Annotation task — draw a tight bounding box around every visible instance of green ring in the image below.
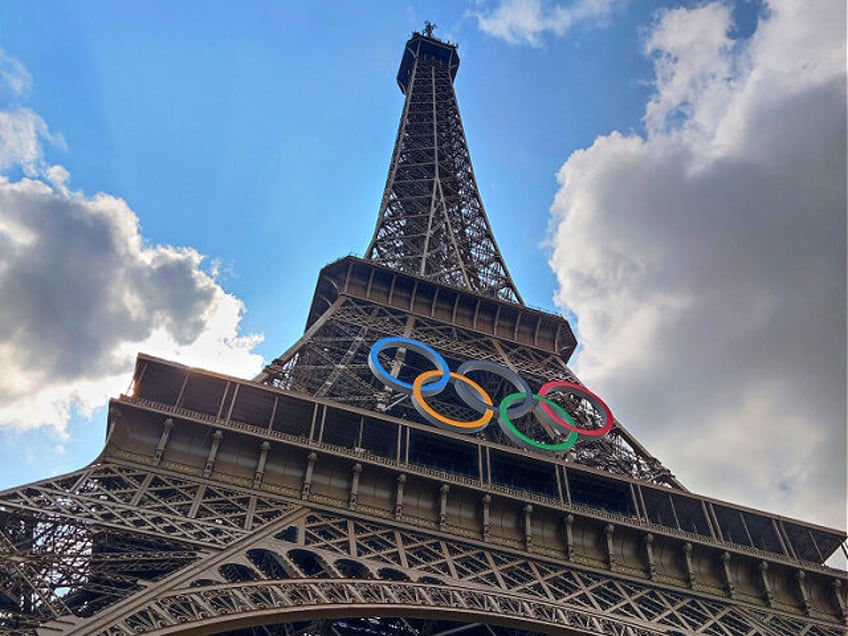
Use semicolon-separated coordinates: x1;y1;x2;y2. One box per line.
498;393;579;454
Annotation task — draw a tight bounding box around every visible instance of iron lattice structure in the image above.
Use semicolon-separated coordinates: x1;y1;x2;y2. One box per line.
0;29;846;636
257;257;678;486
366;34;521;303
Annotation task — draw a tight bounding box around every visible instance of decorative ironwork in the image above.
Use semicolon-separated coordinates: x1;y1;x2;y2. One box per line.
259;273;677;485
32;509;848;636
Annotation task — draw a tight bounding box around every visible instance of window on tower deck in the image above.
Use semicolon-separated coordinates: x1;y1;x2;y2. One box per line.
566;471;633;516
490;451;559;499
408;429;478;478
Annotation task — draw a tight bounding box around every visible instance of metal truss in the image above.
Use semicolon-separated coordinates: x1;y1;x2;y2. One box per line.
36;507;846;635
0;371;844;633
263;294;676;486
0;461;297;632
218;620;553;636
0;462;295;548
366;33;521;303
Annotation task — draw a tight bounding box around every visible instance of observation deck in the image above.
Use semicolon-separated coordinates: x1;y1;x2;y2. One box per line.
397;32;460;93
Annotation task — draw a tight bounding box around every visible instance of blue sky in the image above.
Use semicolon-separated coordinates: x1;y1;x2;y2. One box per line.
0;1;844;555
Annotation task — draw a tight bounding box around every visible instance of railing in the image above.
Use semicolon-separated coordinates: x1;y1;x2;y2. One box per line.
123;395;847;576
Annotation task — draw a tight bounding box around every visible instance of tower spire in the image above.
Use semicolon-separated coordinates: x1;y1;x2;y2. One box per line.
366;31;523;303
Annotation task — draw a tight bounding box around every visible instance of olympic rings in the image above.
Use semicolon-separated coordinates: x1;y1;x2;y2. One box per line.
368;337;614;456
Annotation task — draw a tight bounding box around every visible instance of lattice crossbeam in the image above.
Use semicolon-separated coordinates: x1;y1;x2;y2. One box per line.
263;295;676;485
40;508;846;635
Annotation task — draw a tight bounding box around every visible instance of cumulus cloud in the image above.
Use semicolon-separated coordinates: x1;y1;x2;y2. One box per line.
473;0;616;46
0;50;264;435
549;0;846;534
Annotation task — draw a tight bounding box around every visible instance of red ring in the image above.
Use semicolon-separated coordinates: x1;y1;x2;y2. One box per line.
536;381;614;437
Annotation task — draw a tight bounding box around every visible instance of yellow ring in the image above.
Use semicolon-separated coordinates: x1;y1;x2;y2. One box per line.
412;370;494;430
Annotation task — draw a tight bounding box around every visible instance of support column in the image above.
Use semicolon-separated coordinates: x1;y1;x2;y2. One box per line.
349;463;362;510
153;418;175;466
604;524;616;571
301;452;317;500
253;441;270;488
682;542;696;589
720;552;736;598
438;484;449;531
564;514;575;561
832;579;847;624
795;570;811;616
394;474;406;520
481;494;491;541
758;561;774;607
523;505;534;552
644;534;656;580
203;430;223;477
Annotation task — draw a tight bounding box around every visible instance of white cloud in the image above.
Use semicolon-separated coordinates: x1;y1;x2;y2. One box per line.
0;51;264;436
0;49;31;98
549;0;846;536
0;49;65;175
643;3;738;140
473;0;616;46
0;108;62;174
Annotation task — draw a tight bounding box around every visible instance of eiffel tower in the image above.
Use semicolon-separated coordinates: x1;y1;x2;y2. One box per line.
1;28;845;636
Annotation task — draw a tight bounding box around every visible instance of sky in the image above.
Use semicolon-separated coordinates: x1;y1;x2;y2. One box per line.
0;1;845;561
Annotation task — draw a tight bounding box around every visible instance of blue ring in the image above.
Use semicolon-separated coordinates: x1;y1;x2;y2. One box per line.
368;337;451;396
